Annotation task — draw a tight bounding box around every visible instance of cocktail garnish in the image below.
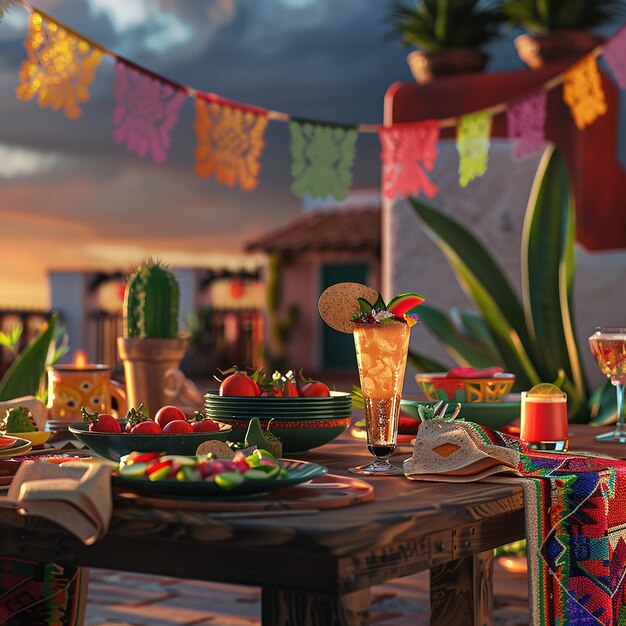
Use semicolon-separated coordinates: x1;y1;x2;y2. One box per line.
319;282;425;332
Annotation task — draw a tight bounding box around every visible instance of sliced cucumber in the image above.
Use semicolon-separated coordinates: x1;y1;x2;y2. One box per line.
215;471;245;490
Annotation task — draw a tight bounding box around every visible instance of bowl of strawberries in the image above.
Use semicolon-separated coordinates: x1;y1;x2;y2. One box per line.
68;405;232;462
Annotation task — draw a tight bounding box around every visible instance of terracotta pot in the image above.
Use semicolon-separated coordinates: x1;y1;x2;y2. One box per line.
117;337;188;416
514;30;603;70
407;48;489;84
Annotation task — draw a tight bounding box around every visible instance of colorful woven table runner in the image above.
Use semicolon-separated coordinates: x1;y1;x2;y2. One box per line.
0;558;87;625
470;423;626;625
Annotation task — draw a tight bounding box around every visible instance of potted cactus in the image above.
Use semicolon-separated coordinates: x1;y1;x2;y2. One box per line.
117;259;187;415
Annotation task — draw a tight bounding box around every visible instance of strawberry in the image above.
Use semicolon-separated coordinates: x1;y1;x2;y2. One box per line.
81;407;122;433
125;404;150;432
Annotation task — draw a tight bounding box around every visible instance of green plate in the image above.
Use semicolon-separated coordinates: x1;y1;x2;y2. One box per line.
400;399;520;429
111;459;327;498
205;408;352;419
205;391;351;404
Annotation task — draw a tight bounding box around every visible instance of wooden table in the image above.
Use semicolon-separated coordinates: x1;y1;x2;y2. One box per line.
0;424;621;626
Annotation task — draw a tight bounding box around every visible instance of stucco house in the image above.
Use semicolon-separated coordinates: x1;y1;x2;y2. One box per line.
246;199;380;385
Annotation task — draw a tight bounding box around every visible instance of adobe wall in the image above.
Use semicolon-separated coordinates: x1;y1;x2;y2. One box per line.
384;142;626;393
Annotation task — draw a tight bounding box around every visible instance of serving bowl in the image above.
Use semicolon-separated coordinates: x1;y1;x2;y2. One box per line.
215;416;351;454
415;372;516;403
68;422;232;462
400;399;520;430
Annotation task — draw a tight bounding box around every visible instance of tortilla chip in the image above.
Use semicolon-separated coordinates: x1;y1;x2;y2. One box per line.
196;440;235;459
318;282;379;334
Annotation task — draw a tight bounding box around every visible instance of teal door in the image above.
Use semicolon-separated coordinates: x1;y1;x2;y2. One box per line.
321;263;369;369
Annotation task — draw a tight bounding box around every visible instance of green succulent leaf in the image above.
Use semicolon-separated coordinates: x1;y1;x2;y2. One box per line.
0;313;57;402
0;325;22;356
521;146;588;409
449;307;503;366
418;303;502;370
407;348;450;373
409;198;539;390
588;380;618;426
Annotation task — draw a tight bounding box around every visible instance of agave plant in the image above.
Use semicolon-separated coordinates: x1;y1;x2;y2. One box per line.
0;313;67;402
503;0;625;34
408;146;612;424
389;0;505;52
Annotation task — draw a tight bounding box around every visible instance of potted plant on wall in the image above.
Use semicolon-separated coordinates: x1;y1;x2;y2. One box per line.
389;0;506;84
504;0;624;68
117;259;188;416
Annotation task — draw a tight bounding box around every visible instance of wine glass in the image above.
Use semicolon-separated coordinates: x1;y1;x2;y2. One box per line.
350;322;411;475
589;327;626;443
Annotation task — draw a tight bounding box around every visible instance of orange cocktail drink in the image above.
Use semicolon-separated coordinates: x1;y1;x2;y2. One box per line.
352;322;411;474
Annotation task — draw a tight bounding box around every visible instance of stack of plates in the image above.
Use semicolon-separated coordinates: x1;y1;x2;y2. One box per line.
204;391;353;453
0;435;32;458
46;420;74;433
205;390;352;420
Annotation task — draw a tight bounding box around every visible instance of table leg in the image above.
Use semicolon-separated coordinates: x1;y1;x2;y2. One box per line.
262;586;370;626
430;549;494;626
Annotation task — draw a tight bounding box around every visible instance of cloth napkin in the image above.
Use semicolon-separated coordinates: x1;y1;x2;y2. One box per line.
403;419;626;625
4;461;113;545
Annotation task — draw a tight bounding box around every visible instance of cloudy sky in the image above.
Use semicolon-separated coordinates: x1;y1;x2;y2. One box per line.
0;0;621;308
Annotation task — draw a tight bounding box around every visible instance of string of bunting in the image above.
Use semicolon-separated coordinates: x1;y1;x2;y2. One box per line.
3;0;626;201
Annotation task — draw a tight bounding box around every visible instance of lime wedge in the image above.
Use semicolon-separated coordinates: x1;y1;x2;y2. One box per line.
215;471;245;490
527;383;564;397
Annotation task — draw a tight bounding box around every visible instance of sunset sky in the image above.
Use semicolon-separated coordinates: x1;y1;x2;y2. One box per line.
0;0;622;308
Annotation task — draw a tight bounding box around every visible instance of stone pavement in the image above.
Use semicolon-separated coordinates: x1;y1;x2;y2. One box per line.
84;560;529;626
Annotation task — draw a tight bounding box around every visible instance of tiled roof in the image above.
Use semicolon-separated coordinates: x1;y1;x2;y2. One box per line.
245;207;380;254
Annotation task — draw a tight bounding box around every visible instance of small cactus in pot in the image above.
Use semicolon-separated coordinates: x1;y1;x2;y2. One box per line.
124;259;180;339
118;259;189;415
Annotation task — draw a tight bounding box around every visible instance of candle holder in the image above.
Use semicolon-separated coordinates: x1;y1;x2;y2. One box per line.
47;363;126;428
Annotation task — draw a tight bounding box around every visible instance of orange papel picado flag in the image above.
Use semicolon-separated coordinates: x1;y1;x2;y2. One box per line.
16;12;102;120
194;96;268;191
563;55;607;130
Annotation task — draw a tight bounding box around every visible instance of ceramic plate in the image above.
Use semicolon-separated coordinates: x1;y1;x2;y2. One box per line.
400;398;520;429
0;436;17;451
0;436;33;458
205;391;351;404
111;459;328;498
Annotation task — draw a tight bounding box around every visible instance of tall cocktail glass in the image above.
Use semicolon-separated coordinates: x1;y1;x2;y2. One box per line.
351;322;411;475
589;327;626;443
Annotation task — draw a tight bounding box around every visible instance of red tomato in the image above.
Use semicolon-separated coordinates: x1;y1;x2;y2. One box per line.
88;413;121;433
130;420;162;434
192;419;221;433
155;405;187;429
283;381;299;397
219;372;260;397
300;381;331;397
162;420;194;434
